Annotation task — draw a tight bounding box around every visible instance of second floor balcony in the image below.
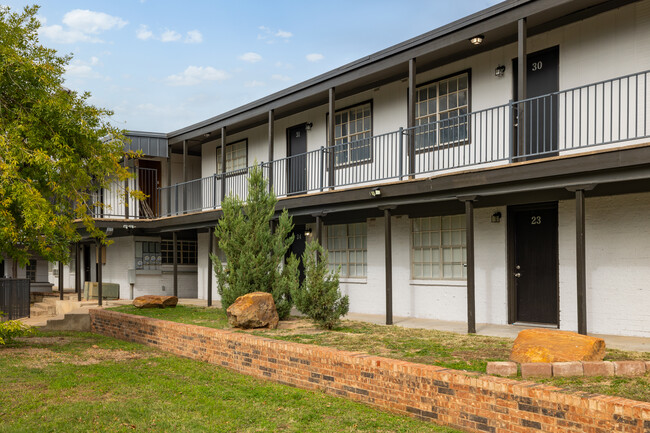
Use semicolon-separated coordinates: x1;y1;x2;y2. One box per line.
93;70;650;220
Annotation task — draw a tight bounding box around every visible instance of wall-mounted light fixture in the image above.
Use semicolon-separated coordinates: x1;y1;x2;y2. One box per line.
105;227;114;236
203;132;211;138
491;211;502;223
305;227;313;236
370;187;381;197
305;122;313;131
469;35;484;45
122;224;136;230
494;65;506;78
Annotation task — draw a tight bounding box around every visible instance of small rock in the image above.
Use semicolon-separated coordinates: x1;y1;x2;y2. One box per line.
486;361;517;377
552;361;583;377
133;295;178;309
227;292;279;329
613;361;646;376
510;329;605;363
521;362;552;378
582;361;614;377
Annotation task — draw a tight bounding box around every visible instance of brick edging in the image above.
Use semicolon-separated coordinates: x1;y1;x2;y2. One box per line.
487;360;650;378
90;309;650;433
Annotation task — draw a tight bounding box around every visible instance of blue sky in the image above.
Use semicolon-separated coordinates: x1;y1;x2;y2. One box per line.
4;1;500;132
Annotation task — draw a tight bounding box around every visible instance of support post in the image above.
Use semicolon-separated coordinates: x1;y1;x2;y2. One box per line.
58;260;64;300
75;242;81;302
459;196;477;334
96;240;103;306
328;87;336;190
182;140;187;214
167;145;172;216
576;189;587;335
517;18;527;156
408;58;416;178
381;207;395;325
207;227;213;307
124;160;129;219
221;127;227;200
172;231;178;297
268;110;274;193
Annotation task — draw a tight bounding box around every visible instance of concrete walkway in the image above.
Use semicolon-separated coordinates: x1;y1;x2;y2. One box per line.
19;298;650;352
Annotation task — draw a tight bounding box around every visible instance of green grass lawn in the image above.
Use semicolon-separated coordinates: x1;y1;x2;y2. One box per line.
0;332;462;433
108;305;650;402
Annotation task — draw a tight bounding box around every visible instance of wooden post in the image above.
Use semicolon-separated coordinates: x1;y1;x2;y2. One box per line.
182;140;187;214
207;227;213;307
328;87;335;190
75;242;81;302
220;127;227;200
576;189;587;335
517;18;527;155
465;199;476;334
382;207;394;325
96;240;103;306
167;145;172;215
173;231;178;297
268;110;274;193
58;260;64;300
408;58;416;178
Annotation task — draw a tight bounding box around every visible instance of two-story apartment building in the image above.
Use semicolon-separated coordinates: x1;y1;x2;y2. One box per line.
56;0;650;337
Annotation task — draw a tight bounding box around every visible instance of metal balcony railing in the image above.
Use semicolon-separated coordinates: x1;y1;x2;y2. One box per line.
102;70;650;218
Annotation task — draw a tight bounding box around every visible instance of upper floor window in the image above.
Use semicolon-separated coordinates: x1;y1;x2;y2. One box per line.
415;72;469;150
334;102;372;166
326;222;367;277
411;215;466;280
216;139;247;173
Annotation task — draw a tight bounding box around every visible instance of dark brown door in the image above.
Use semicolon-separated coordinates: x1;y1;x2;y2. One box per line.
286;225;307;286
513;46;559;159
287;124;307;195
509;203;558;325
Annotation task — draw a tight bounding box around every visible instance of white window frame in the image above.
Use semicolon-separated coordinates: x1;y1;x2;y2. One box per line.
411;215;467;280
326;222;367;278
332;102;372;167
414;71;470;151
216;139;248;173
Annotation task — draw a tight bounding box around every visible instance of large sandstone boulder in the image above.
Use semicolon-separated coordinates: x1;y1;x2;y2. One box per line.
510;328;605;363
227;292;279;329
133;295;178;309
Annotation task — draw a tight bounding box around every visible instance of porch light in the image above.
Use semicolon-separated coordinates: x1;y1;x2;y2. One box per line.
370;187;381;197
469;35;484;45
491;211;502;223
305;122;313;131
305;228;313;236
494;65;506;78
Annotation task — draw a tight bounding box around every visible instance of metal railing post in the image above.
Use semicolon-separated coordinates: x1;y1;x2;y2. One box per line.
213;174;217;209
398;127;404;180
508;99;515;163
319;146;325;192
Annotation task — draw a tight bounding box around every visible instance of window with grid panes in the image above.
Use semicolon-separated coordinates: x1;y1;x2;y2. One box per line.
415;72;469;150
326;223;367;277
411;215;467;280
216;139;247;173
161;240;197;265
334;103;372;166
26;259;37;282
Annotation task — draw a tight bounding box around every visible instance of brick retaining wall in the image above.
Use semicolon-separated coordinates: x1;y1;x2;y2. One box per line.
90;309;650;433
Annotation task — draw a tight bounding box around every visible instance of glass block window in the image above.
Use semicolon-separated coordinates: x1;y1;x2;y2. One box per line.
415;72;469;150
26;259;37;282
411;215;466;280
161;240;198;265
334;103;372;166
326;223;367;277
135;241;161;270
216;139;247;173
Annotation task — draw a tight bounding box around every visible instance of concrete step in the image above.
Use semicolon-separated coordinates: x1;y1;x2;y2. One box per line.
41;294;79;304
30;303;56;317
41;308;91;332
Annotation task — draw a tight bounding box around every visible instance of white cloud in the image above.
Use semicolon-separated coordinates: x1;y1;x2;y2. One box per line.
271;74;290;82
245;80;265;88
39;9;126;44
161;29;181;42
239;52;262;63
257;26;292;44
136;24;153;40
62;9;127;34
64;57;101;78
306;53;324;62
275;29;292;38
185;30;202;44
274;61;293;69
165;66;229;86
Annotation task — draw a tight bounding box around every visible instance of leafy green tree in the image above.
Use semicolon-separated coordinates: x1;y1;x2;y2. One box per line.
211;164;299;319
0;5;132;270
292;240;349;329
